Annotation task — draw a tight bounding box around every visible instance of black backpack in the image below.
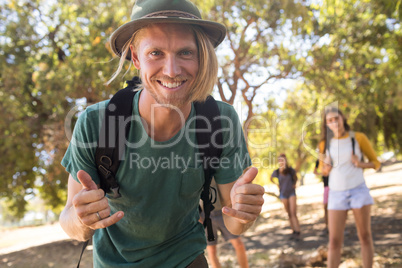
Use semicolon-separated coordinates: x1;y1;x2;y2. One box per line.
77;76;222;267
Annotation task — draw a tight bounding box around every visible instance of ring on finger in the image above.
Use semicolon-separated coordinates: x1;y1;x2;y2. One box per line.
96;212;102;221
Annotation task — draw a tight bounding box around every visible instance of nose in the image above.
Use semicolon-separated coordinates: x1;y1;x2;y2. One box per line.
163;55;181;77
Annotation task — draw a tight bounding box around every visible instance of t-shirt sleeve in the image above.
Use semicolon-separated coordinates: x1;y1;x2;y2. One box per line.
61;102;107;184
355;132;381;170
271;169;278;179
318;140;326;172
213;102;251;185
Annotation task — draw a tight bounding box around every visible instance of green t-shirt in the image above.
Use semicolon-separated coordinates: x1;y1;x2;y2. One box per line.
61;90;251;267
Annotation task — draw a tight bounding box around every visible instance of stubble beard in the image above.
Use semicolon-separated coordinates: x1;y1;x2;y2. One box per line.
146;78;194;110
149;90;191;110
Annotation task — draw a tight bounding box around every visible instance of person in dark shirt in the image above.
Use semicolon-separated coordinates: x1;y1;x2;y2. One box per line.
270;153;301;240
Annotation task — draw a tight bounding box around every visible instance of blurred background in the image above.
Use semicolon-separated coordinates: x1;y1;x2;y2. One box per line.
0;0;401;267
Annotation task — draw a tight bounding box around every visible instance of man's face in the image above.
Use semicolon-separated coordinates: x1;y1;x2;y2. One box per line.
131;23;199;109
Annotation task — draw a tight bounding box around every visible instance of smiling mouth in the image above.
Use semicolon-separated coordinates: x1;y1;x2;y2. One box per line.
158;80;187;89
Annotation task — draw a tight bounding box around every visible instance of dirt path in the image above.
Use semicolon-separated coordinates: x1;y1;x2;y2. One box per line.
220;163;402;267
1;163;401;268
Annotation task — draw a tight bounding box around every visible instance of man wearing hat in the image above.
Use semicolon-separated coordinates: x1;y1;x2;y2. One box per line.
59;0;264;267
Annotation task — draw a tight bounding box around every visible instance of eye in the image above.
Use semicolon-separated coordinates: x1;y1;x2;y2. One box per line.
150;50;162;56
180;50;193;56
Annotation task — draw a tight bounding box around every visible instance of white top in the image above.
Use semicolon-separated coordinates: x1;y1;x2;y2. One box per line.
327;136;365;191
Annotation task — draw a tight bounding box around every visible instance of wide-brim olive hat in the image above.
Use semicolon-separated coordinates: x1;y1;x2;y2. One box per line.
110;0;227;61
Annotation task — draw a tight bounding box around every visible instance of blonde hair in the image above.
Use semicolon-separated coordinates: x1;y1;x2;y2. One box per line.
106;24;219;102
106;32;139;86
188;25;218;102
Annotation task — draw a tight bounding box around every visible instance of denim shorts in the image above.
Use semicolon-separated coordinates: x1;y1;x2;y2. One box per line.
328;182;374;210
280;189;296;200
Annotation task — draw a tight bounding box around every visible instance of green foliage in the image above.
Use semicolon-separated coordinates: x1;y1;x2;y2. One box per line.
1;0;401;217
0;0;132;217
247;0;402;184
301;0;402;153
194;0;314;130
247;84;322;185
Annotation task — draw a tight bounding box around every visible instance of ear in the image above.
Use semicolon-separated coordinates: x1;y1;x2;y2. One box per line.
130;44;140;69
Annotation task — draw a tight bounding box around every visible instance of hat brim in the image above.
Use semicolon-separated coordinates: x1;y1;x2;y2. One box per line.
110;17;226;61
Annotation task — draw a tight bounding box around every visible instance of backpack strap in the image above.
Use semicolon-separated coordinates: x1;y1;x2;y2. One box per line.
76;240;89;268
194;96;223;242
349;131;356;155
79;76;140;268
95;76;141;198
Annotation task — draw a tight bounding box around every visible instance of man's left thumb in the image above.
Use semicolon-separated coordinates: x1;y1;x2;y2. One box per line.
234;166;258;187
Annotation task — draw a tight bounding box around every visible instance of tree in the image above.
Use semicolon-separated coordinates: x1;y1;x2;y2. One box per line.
247;0;402;184
0;0;132;217
0;0;316;215
301;0;402;153
194;0;314;139
247;85;322;186
2;0;401;217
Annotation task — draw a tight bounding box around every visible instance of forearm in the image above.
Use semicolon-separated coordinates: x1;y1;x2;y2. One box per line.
59;205;95;241
358;161;375;169
321;163;332;176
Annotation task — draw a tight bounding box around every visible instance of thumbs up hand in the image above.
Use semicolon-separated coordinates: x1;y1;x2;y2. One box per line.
77;169;98;191
72;170;124;230
222;167;265;224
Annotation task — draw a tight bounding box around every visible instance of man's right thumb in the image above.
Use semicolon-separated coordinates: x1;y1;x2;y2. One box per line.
77;170;97;190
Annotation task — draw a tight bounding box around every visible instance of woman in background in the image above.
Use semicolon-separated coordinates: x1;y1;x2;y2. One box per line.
319;107;380;268
271;153;301;240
